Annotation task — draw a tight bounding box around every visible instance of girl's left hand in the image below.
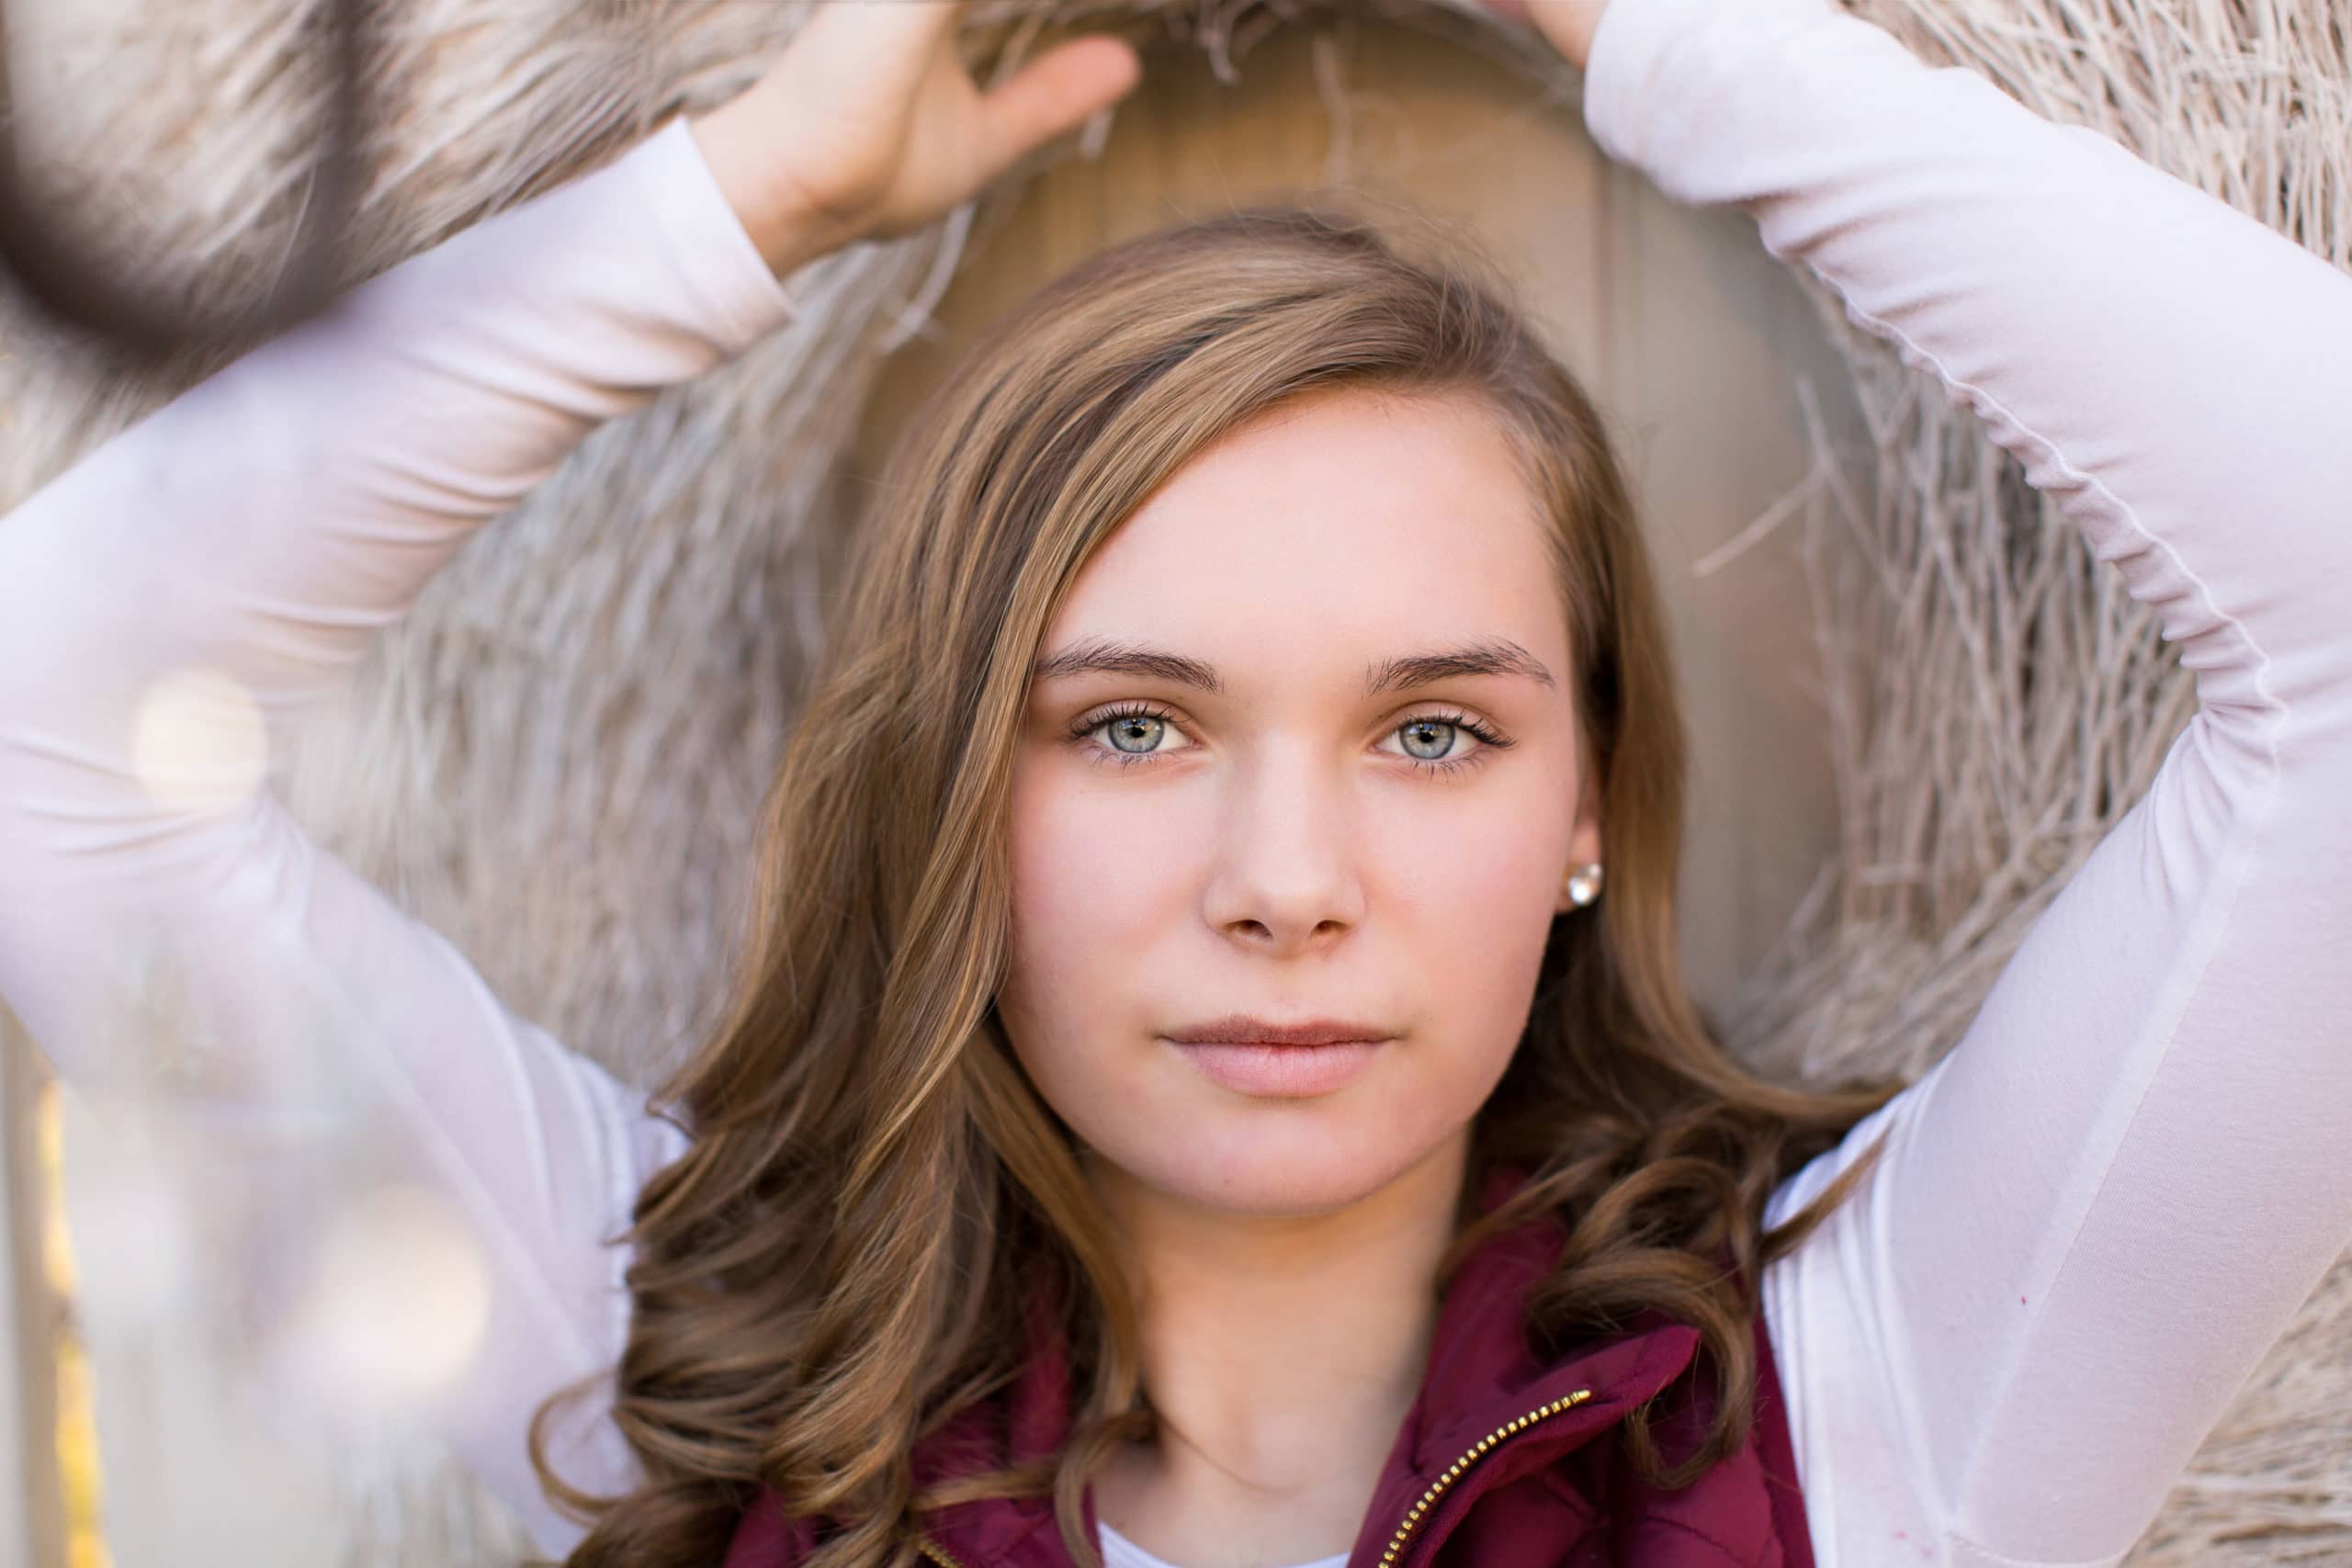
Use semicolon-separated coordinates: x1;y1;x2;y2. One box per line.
1465;0;1612;71
693;1;1145;277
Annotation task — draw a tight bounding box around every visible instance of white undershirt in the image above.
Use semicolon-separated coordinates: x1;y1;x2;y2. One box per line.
5;2;2348;1566
1098;1519;1345;1568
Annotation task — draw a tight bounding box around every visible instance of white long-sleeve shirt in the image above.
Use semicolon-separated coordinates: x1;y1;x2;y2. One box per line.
3;0;2347;1563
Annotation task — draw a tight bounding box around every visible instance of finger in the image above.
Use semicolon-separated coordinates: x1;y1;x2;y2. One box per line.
971;36;1144;178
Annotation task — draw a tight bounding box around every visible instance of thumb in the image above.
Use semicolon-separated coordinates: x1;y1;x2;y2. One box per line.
974;36;1144;175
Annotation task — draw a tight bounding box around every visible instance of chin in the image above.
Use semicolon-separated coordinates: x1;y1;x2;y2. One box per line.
1091;1120;1433;1219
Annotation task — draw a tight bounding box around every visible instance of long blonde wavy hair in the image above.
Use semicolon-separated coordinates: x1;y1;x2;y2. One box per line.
526;197;1903;1568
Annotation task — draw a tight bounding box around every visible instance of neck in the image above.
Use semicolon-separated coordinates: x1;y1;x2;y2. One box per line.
1083;1133;1470;1558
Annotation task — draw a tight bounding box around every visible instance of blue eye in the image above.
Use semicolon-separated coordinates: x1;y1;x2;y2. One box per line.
1083;705;1182;766
1068;703;1514;777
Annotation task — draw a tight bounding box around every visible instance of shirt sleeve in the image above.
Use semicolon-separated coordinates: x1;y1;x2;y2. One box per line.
0;113;797;1558
1576;3;2352;1565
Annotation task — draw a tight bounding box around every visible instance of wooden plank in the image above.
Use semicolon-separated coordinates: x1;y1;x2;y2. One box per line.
55;1090;345;1568
1601;169;1874;1020
1;1029;65;1568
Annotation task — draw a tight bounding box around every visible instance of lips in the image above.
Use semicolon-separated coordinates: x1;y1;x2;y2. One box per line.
1161;1013;1396;1046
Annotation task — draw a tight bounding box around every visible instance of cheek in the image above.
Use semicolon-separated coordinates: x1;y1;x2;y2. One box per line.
1005;762;1158;985
1390;827;1561;1089
1388;758;1579;964
996;756;1173;1109
1322;772;1571;1145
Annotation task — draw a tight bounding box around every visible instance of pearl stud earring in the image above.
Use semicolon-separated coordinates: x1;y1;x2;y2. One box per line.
1563;862;1604;907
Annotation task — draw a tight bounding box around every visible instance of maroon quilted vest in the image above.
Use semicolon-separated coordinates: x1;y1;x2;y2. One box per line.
723;1163;1814;1566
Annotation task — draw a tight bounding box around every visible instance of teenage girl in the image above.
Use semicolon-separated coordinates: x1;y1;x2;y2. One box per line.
2;1;2346;1566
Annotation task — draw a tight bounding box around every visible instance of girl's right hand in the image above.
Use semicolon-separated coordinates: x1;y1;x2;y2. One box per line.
691;1;1144;279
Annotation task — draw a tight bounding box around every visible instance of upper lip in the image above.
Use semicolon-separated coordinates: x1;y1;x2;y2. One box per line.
1163;1014;1396;1046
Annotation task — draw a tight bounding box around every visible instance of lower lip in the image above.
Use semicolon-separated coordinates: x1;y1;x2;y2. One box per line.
1168;1039;1388;1097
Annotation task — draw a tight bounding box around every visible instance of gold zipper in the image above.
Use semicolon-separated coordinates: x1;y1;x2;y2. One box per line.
1379;1387;1592;1565
914;1536;966;1568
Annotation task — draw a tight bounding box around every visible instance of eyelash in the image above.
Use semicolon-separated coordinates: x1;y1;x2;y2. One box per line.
1068;702;1515;778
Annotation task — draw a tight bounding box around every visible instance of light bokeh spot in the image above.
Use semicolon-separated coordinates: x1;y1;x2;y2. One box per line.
279;1183;491;1417
130;666;268;814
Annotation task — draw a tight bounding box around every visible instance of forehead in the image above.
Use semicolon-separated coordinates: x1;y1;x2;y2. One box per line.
1045;391;1563;675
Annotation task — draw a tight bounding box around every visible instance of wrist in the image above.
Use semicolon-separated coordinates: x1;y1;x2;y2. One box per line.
687;99;865;281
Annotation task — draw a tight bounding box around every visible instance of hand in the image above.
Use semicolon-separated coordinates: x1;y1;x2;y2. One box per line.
692;1;1144;277
1470;0;1612;71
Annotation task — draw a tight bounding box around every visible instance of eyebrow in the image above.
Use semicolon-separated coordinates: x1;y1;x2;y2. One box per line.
1030;636;1556;697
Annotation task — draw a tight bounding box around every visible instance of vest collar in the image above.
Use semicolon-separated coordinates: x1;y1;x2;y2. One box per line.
899;1160;1705;1567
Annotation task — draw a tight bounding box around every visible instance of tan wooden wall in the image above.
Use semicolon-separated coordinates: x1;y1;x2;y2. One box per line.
2;8;1868;1560
2;1025;60;1568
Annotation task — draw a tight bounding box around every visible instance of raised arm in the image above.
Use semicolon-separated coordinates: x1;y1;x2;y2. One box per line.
0;115;797;1551
0;7;1143;1554
1566;0;2352;1563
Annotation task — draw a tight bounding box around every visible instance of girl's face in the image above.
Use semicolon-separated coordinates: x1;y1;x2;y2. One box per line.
998;389;1602;1217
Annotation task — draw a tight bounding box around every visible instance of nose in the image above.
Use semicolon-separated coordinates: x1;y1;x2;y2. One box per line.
1199;740;1365;957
